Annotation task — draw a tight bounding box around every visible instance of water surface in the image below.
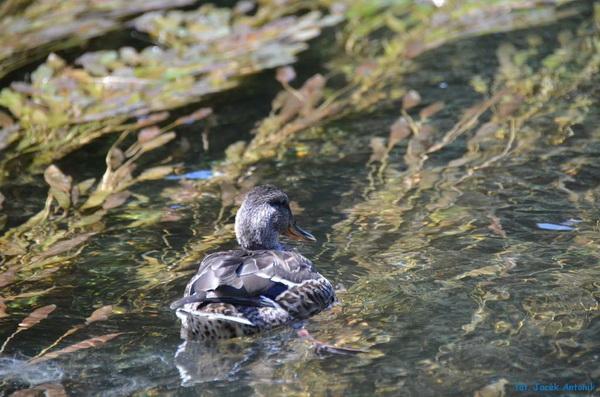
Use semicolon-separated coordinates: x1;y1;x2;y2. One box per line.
1;3;599;397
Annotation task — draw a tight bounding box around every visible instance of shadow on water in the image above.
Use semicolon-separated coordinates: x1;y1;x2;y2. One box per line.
1;1;599;396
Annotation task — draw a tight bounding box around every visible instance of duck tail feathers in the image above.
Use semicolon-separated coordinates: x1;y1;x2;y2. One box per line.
170;292;207;310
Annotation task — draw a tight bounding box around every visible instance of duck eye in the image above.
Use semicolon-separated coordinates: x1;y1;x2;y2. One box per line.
270;199;287;207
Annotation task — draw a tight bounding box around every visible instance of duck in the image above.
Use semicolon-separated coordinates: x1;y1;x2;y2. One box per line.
170;185;336;340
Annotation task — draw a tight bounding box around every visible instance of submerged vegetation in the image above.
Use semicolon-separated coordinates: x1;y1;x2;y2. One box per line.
0;0;599;395
0;2;340;177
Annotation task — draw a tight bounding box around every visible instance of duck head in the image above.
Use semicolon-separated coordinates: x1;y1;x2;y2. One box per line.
235;185;315;250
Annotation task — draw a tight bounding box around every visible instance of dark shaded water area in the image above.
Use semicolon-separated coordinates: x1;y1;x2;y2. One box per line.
1;5;599;397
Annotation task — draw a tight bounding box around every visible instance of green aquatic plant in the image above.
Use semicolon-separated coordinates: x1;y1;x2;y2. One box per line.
0;119;178;299
321;4;600;392
0;304;55;354
0;303;117;362
0;2;341;179
333;5;600;264
0;0;196;80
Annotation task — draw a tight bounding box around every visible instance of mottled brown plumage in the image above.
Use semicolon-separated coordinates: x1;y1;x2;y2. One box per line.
172;185;335;340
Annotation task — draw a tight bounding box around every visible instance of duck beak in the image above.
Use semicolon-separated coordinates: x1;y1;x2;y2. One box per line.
284;222;316;242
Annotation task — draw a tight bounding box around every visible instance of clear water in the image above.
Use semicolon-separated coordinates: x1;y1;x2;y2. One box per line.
1;6;599;397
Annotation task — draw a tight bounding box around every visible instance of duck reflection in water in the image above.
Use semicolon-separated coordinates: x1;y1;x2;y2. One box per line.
174;330;310;387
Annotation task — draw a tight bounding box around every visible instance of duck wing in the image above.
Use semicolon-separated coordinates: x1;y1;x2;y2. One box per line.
171;249;322;310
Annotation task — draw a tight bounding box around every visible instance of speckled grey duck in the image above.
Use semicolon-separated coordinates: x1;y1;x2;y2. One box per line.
171;185;336;340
